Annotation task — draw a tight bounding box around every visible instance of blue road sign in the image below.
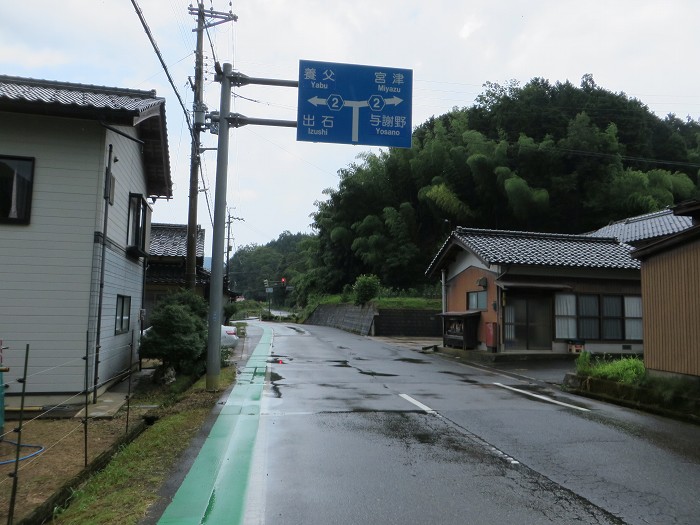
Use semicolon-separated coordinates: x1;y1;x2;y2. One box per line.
297;60;413;148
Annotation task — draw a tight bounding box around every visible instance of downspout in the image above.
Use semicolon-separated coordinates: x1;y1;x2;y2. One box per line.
93;145;113;403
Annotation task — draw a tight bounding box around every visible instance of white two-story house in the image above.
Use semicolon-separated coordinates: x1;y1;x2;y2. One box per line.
0;75;172;406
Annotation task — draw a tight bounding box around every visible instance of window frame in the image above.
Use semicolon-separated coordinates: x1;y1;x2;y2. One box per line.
126;193;152;258
0;155;35;225
115;295;131;335
467;290;487;310
554;292;643;342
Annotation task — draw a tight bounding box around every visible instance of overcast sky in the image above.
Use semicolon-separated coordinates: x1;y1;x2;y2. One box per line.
2;1;699;259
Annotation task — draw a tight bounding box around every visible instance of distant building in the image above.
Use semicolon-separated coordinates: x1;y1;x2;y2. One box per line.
426;228;642;354
426;207;696;356
145;223;210;323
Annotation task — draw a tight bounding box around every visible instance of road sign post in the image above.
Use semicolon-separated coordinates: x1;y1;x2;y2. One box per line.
297;60;413;148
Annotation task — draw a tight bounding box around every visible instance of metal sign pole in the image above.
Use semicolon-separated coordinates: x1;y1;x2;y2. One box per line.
205;63;233;392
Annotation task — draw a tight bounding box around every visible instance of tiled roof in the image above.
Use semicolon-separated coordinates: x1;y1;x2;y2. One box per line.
426;228;640;276
150;223;205;257
145;262;210;286
587;208;692;244
0;75;162;113
0;75;172;199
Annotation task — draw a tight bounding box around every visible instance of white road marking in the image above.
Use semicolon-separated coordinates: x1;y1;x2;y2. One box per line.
399;393;520;465
399;393;437;414
494;382;590;412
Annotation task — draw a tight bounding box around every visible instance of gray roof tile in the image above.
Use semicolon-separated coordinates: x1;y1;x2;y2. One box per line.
150;223;205;257
452;228;640;269
587;208;692;244
0;75;162;113
0;75;172;199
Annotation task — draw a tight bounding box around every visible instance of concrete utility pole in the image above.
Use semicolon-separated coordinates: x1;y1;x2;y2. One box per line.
186;3;237;290
206;62;233;391
185;3;205;290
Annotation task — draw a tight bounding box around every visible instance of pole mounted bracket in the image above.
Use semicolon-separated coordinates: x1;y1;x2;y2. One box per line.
224;113;297;129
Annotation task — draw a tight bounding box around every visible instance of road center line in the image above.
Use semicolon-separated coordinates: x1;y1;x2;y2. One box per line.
493;383;590;412
399;393;437;414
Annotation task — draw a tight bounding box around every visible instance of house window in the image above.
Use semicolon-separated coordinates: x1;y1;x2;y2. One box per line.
127;193;152;257
602;295;623;340
0;156;34;224
554;294;577;338
624;296;643;340
468;290;487;310
115;295;131;334
578;295;600;340
554;293;642;341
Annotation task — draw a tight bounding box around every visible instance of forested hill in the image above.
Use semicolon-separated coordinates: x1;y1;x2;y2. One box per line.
233;76;700;305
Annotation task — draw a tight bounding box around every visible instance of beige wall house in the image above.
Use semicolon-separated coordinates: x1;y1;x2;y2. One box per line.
0;75;172;405
426;228;643;354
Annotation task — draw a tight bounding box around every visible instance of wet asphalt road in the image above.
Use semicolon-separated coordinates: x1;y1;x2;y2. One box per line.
236;321;699;525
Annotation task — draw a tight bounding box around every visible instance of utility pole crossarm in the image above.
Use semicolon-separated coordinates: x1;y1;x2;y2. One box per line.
187;6;237;29
225;113;297;128
228;72;299;88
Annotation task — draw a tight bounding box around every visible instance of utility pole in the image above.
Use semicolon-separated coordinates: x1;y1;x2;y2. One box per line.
206;64;297;391
186;3;237;290
185;3;205;290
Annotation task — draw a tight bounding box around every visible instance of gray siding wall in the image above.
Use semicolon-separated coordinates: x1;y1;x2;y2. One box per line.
0;114;149;396
87;127;147;389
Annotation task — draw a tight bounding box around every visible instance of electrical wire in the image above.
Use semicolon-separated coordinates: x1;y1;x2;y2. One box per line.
130;0;193;136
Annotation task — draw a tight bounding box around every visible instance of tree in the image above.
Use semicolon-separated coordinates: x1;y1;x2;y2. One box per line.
140;290;208;376
353;274;381;305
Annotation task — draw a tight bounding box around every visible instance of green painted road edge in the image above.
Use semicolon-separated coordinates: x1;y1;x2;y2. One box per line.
157;326;273;525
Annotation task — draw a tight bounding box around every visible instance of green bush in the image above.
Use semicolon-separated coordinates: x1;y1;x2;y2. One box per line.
140;303;207;375
140;290;209;377
353;274;381;305
340;284;353;303
223;302;237;324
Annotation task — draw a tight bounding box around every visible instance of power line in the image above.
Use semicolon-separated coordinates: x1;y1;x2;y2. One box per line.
130;0;193;135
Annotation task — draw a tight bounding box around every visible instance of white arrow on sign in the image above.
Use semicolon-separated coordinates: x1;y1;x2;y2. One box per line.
307;96;327;106
306;94;404;143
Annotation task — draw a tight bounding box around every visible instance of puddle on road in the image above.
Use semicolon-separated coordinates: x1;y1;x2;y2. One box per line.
358;370;398;377
268;372;284;398
439;370;480;384
394;358;430;364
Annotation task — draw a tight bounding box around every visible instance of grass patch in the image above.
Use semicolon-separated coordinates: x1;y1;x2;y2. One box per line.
575;352;646;384
575;352;700;407
310;294;441;310
51;367;236;525
373;297;442;309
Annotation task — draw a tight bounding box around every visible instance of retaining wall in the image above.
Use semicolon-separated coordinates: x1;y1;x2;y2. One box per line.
304;305;442;337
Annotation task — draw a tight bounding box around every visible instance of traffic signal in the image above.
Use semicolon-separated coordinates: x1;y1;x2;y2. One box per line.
281;277;286;287
264;279;269;287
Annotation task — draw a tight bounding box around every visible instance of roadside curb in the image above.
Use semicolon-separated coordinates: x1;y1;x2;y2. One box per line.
562;373;700;425
437;346;578;363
